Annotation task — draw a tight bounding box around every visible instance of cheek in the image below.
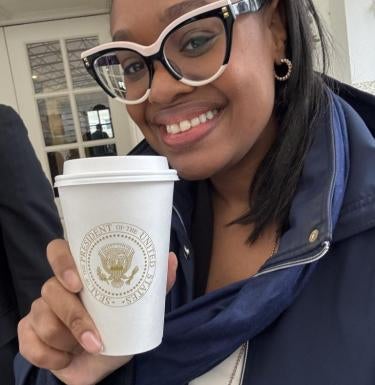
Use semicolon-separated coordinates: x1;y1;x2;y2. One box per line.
223;27;276;132
127;105;144;126
231;17;275;86
221;62;275;145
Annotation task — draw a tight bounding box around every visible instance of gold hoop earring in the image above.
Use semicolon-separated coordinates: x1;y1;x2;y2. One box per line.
274;58;293;81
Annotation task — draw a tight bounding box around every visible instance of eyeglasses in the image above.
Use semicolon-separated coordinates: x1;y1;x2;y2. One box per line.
81;0;266;105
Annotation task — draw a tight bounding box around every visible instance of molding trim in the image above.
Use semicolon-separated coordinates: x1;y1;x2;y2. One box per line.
0;7;109;27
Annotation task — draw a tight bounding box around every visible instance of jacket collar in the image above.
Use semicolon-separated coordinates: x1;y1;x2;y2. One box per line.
248;84;375;273
329;82;375;242
259;88;348;273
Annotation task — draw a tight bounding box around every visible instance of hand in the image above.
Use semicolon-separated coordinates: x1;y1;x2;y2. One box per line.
18;239;178;385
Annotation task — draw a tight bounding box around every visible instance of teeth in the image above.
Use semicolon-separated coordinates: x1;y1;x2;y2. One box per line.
165;109;218;135
169;124;180;134
199;114;207;124
191;117;200;127
180;120;191;132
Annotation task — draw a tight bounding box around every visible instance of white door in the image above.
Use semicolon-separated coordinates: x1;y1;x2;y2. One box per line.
5;15;143;206
0;27;18;110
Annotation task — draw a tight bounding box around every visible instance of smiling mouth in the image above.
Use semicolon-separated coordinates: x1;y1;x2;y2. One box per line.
164;109;219;135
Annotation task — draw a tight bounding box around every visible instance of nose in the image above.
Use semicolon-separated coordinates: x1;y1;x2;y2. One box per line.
148;61;194;105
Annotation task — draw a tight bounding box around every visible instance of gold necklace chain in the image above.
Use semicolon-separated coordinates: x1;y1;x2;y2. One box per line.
270;237;280;259
227;237;279;385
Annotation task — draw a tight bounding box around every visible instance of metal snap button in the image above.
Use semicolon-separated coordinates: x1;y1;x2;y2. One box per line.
183;245;190;259
309;229;320;243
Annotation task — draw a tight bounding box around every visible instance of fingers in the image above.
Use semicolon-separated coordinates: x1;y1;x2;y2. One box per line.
30;298;79;353
47;239;82;293
41;277;103;354
166;252;178;293
18;316;72;371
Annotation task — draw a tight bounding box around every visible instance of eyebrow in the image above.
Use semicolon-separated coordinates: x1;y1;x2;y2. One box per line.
112;0;210;42
161;0;210;23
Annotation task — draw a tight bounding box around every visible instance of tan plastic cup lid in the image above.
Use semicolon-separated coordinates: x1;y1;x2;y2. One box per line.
54;156;179;187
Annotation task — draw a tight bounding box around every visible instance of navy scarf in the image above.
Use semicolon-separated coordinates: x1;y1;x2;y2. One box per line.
135;93;349;385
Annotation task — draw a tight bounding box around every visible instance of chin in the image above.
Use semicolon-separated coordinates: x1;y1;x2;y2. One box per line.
170;158;224;181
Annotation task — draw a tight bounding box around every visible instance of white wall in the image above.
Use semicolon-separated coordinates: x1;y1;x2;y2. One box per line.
328;0;352;83
345;0;375;84
0;27;18;110
314;0;375;85
313;0;331;24
313;0;352;83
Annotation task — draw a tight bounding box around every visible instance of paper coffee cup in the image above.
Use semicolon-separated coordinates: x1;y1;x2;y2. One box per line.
55;156;178;356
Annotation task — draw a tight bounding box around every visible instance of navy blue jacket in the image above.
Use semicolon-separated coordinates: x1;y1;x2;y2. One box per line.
15;81;375;385
0;106;63;385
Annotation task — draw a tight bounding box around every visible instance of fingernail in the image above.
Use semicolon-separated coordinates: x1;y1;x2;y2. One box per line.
62;270;82;292
80;331;103;353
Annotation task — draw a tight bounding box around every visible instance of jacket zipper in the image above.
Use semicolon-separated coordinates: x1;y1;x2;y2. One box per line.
254;241;331;277
173;205;188;235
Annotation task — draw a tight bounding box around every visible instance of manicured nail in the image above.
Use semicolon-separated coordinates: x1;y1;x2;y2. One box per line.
80;331;103;353
62;270;82;292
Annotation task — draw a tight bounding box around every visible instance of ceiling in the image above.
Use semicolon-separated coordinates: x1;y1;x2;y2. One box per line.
0;0;110;25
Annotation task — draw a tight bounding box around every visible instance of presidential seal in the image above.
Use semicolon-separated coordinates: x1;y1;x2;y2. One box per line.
79;223;156;307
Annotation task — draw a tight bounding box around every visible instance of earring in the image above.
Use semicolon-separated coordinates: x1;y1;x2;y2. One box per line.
274;58;293;81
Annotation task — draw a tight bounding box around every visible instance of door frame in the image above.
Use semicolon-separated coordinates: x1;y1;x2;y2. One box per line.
5;15;141;182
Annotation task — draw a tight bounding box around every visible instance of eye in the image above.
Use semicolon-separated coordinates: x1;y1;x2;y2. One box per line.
180;34;216;56
123;61;146;76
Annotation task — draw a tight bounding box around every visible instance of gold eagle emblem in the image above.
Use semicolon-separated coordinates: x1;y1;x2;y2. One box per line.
97;243;139;288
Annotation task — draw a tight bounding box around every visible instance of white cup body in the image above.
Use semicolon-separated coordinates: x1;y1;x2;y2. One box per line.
56;157;177;356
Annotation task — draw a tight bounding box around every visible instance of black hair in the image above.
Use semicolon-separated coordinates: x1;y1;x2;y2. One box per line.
232;0;331;243
93;104;108;111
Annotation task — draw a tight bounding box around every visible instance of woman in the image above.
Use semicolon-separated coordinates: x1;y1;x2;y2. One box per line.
16;0;375;384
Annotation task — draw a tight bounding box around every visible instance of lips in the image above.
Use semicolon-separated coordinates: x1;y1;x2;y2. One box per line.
148;102;225;149
159;109;223;149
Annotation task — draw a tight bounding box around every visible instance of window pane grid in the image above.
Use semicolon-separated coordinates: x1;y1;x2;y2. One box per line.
27;35;118;195
66;36;99;89
27;40;67;94
34;86;103;100
60;38;85;154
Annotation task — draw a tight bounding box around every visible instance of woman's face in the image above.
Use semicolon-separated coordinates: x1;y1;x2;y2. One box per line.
111;0;286;180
